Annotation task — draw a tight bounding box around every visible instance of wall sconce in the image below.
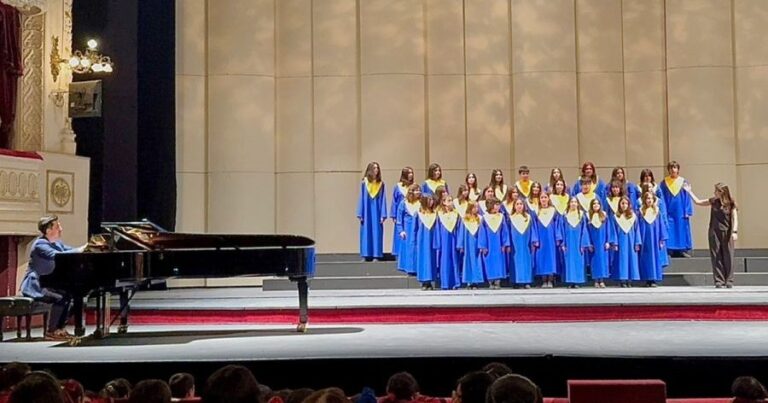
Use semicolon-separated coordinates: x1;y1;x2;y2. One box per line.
50;36;114;83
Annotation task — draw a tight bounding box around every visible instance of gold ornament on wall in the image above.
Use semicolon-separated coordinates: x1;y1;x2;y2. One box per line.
46;170;74;213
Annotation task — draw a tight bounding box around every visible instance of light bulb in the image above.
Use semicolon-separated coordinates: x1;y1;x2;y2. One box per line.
92;63;103;72
87;39;98;49
80;58;91;68
69;57;79;68
103;64;113;73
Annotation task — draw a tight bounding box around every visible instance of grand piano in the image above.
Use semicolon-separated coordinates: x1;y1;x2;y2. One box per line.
40;221;315;338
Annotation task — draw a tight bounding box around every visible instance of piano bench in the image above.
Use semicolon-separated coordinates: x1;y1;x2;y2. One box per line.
0;297;51;341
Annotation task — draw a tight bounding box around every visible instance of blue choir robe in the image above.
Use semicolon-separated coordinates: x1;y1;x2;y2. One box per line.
659;176;693;252
422;179;448;197
453;199;469;218
638;208;669;281
357;179;388;258
587;213;615;280
478;201;491;216
395;201;420;274
635;185;669;267
412;211;439;282
570;177;607;199
610;213;642;281
575;191;600;213
478;213;510;281
494;184;509;201
457;217;484;285
390;182;409;256
508;212;539;284
514;181;530;199
436;211;461;289
625;181;639;206
526;198;540;215
561;211;592;284
534;207;562;276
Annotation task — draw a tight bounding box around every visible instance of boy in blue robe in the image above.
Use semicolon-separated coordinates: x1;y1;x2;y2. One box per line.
659;161;693;257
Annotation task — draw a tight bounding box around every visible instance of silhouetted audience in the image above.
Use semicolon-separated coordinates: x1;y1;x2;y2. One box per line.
732;376;768;403
99;378;132;399
286;388;315;403
486;374;542;403
481;363;513;381
0;362;31;393
202;364;261;403
169;372;195;400
379;372;418;403
129;379;172;403
454;371;493;403
61;379;85;403
303;387;349;403
9;371;66;403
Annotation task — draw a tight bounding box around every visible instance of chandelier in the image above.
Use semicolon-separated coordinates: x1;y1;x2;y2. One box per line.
68;39;114;74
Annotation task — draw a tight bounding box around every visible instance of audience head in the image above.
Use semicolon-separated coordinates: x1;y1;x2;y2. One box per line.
386;372;418;401
732;376;767;402
100;378;132;399
1;362;31;391
302;388;348;403
285;388;314;403
487;374;542;403
267;389;292;403
61;379;85;403
203;364;261;403
9;371;66;403
482;363;513;381
128;379;171;403
169;372;195;399
454;371;493;403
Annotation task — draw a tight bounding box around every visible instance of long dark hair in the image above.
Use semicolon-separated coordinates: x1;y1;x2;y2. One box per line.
364;162;381;182
427;163;442;180
399;166;414;185
715;182;737;210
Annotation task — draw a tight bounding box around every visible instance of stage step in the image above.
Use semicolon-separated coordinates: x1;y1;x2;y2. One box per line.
263;275;422;291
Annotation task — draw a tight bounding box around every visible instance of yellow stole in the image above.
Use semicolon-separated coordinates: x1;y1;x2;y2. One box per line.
509;213;530;234
438;210;459;232
616;214;637;234
494;185;508;200
565;210;582;228
418;211;437;230
405;201;420;216
364;178;382;198
664;176;684;196
484;213;504;233
479;203;490;215
425;179;446;194
468;189;481;202
642;208;658;224
397;183;408;197
527;198;540;215
463;217;480;235
454;200;468;217
551;195;570;215
576;192;596;212
538;207;556;227
607;197;620;215
503;201;515;215
516;180;531;197
581;177;598;194
589;213;604;229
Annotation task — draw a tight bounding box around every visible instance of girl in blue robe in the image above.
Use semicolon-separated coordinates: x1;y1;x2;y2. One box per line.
395;184;422;274
561;198;592;287
549;179;570;279
422;162;448;196
638;181;669;268
412;195;440;290
490;169;508;201
465;173;482;202
390;167;414;257
457;201;484;288
659;161;693;257
534;193;562;288
610;196;642;287
587;198;615;288
611;167;638;208
478;198;510;289
543;167;567;194
478;186;496;216
526;182;542;215
436;195;461;290
501;187;522;218
638;191;669;286
453;184;470;217
508;198;539;288
570;161;607;198
356;162;387;261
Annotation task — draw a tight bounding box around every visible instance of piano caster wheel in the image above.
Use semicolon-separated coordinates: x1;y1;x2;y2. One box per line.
296;322;308;333
117;325;128;334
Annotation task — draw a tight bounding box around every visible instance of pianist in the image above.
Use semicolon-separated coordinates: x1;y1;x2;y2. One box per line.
19;215;86;340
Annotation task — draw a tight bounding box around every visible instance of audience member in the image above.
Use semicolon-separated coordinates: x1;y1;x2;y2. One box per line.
379;372;418;403
100;378;132;399
286;388;315;403
202;364;261;403
0;363;31;392
303;387;348;403
169;372;195;400
481;363;513;381
61;379;85;403
454;371;493;403
9;372;66;403
732;376;768;403
486;374;542;403
129;379;172;403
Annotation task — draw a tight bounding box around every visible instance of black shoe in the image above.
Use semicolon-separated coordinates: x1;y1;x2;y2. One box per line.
715;283;724;289
726;283;734;289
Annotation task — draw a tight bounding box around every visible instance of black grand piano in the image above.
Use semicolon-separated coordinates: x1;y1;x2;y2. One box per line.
40;221;315;338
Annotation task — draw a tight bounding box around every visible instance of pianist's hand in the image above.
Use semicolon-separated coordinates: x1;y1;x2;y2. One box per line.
76;244;88;253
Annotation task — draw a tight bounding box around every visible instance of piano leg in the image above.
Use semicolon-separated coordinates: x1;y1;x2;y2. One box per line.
117;290;129;334
296;276;309;333
72;293;85;337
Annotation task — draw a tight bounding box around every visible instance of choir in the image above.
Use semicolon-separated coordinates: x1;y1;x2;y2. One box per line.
356;161;694;289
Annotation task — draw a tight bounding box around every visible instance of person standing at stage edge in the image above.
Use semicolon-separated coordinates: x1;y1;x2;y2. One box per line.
684;182;739;289
357;162;388;262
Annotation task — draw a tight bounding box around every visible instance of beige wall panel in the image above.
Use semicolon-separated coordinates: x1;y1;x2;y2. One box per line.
734;0;768;67
276;173;315;237
441;169;469;194
208;75;275;173
314;76;359;171
736;66;768;164
277;0;312;77
361;75;426;171
512;0;576;73
426;0;464;75
577;73;626;166
465;0;511;75
737;164;768;248
208;173;276;233
428;75;467;170
176;75;206;173
667;68;735;166
622;0;665;72
176;172;206;233
208;0;274;76
576;0;623;72
360;0;425;75
625;71;666;168
277;77;313;172
466;75;511;171
315;172;360;253
176;0;206;76
313;0;358;76
683;164;737;250
666;0;732;69
513;72;579;168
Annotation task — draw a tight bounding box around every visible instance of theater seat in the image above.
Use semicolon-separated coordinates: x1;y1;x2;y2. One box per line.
543;398;569;403
666;399;732;403
568;380;667;403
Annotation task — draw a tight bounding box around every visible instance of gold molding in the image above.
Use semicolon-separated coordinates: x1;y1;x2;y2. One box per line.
17;12;44;152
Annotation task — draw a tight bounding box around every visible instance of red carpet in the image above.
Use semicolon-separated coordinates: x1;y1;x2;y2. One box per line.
88;305;768;325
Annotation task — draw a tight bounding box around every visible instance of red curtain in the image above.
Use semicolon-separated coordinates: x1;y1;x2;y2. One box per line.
0;4;22;149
